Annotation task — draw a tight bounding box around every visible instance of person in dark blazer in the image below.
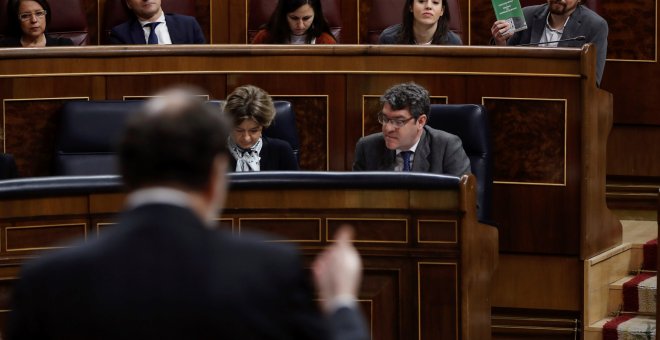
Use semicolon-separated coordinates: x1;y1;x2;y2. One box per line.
0;0;74;47
7;87;368;340
491;0;608;85
353;82;470;176
109;0;205;44
223;85;299;171
378;0;462;45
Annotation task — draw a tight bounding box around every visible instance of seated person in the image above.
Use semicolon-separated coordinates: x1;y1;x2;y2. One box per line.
353;82;470;176
251;0;336;44
223;85;299;171
7;87;369;339
490;0;608;85
378;0;461;45
109;0;205;44
0;0;73;47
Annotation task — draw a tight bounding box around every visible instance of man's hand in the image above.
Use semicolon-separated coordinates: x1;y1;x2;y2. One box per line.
491;20;513;45
312;225;362;314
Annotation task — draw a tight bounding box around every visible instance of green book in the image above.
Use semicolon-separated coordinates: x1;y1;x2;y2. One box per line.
491;0;527;34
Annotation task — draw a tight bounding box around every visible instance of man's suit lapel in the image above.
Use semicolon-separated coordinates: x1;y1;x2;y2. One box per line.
130;20;147;44
412;129;430;172
530;5;549;44
165;15;183;44
559;6;583;47
378;148;396;171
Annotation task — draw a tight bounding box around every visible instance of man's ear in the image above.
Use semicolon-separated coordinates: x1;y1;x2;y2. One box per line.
417;114;428;126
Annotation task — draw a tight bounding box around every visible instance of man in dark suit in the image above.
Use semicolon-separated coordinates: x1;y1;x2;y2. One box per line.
109;0;205;44
353;82;471;176
491;0;608;85
7;87;368;340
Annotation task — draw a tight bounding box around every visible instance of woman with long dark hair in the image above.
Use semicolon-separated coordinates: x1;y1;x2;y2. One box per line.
378;0;461;45
0;0;73;47
251;0;336;44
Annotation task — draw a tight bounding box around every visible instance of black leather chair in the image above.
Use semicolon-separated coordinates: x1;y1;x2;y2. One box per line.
0;153;18;179
426;104;492;223
54;100;143;176
208;100;301;163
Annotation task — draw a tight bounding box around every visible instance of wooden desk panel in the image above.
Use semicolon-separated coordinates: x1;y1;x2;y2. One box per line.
0;175;497;340
0;45;618;259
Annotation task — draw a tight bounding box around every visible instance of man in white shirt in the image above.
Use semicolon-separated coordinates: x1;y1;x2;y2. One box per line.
109;0;205;44
490;0;608;85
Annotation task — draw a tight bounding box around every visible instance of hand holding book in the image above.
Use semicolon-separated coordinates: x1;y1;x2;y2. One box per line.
491;0;527;44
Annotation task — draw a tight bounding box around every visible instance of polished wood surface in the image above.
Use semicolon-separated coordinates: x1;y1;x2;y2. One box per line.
49;0;660;179
0;45;617;258
0;175;497;340
0;45;618;337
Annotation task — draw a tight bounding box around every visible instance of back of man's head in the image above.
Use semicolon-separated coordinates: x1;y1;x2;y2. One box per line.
119;87;229;191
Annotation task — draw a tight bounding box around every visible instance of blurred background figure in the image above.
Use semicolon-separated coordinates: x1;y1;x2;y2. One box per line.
251;0;336;44
0;0;73;47
378;0;461;45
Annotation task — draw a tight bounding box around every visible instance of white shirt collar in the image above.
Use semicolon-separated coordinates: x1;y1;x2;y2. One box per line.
126;187;191;210
137;11;166;27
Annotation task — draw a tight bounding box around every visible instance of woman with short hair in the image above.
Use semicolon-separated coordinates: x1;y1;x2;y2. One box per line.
1;0;73;47
224;85;299;172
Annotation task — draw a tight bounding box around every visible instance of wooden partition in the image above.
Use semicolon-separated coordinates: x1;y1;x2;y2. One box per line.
0;45;620;336
0;173;498;339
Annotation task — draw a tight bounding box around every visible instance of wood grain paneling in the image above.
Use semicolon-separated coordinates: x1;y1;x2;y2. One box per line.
484;98;566;184
607;125;660;177
419;262;458;340
600;0;656;61
239;218;322;242
3;97;87;177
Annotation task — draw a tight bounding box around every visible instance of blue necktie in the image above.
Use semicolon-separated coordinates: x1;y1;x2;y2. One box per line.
401;151;413;172
145;22;160;44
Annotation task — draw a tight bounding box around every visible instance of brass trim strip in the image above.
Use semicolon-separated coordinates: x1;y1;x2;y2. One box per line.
95;222;116;238
417;219;458;244
238;218;322;243
2;96;89;153
0;70;585;79
482;96;568;187
5;223;87;252
122;94;210;100
491;325;576;332
326;218;409;243
418;262;458;340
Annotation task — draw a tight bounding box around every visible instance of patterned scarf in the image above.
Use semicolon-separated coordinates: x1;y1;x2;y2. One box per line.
229;137;263;172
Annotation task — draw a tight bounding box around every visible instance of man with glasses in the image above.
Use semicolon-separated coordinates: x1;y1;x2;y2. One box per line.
353;82;470;176
109;0;205;44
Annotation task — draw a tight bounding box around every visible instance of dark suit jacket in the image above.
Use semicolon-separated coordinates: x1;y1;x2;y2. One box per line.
8;203;368;340
230;136;299;171
0;36;74;47
507;4;608;85
353;125;471;176
109;13;206;44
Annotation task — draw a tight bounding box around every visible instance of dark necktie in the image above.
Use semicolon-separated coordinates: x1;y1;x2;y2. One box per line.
401;151;413;172
145;22;160;44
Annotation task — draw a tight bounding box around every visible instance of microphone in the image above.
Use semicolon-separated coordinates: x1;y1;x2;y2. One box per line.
518;35;586;46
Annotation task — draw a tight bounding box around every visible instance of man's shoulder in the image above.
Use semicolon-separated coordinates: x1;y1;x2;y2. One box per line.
522;4;548;18
357;132;385;146
164;13;199;24
574;5;607;25
424;125;461;142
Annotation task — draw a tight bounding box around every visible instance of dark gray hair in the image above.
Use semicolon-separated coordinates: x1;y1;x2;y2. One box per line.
380;82;430;119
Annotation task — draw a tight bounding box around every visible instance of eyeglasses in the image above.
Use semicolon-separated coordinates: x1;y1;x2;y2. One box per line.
377;112;416;128
19;10;47;22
